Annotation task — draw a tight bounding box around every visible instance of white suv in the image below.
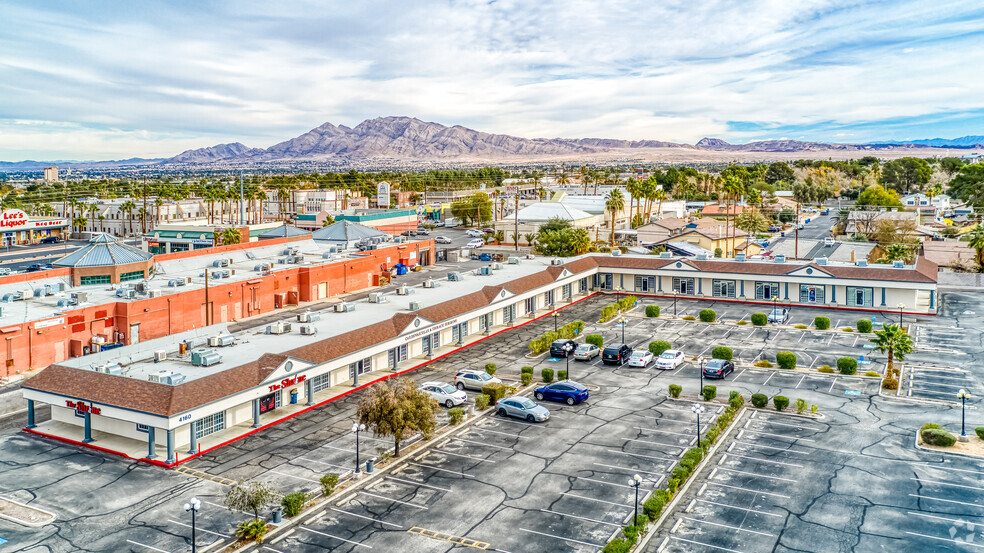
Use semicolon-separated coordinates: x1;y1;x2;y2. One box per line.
453;370;501;391
465;239;485;249
466;229;484;238
420;382;468;408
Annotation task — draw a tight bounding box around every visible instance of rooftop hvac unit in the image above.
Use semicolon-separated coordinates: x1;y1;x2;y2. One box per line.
551;259;563;265
254;263;271;272
409;301;424;311
213;259;229;267
856;260;868;267
154;350;167;362
816;257;828;265
611;250;621;256
321;252;333;259
33;288;45;298
208;335;220;347
211;271;224;279
190;348;214;365
1;293;19;303
395;285;413;295
116;288;135;298
335;302;354;312
368;292;387;303
45;284;58;295
278;257;290;264
71;292;88;303
775;255;786;263
282;248;299;256
394;236;407;243
300;324;318;335
0;306;3;317
148;370;173;383
422;279;439;288
660;252;672;259
526;254;536;259
148;289;162;298
266;321;292;334
327;245;338;253
492;262;503;270
735;253;746;262
507;257;520;264
135;283;146;293
56;298;75;307
182;277;191;285
100;363;123;376
297;311;321;323
479;267;492;276
216;334;234;346
168;279;182;287
696;253;708;261
893;260;904;268
198;352;222;367
447;271;462;281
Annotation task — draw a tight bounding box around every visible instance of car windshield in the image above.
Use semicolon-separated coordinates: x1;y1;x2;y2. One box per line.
660;352;677;359
575;344;592;352
706;360;724;369
477;372;492;381
438;384;456;394
517;398;537;409
771;309;783;316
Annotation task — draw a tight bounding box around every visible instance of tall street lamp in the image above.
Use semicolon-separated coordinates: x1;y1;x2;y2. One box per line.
697;355;706;397
553;311;559;332
619;316;626;344
958;389;971;442
772;296;778;320
564;342;574;380
692;403;705;446
616;286;622;305
629;474;642;524
897;303;905;329
352;423;366;473
673;290;679;317
183;497;201;553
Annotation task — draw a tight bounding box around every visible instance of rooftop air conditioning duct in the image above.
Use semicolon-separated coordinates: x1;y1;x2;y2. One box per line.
335;303;354;312
816;257;828;265
507;257;520;264
409;301;424;311
297;311;321;323
447;272;462;281
368;292;387;303
300;324;318;335
775;255;786;263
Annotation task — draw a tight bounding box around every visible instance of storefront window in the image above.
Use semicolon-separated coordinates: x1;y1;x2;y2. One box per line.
195;412;225;439
755;281;780;300
120;270;145;282
799;284;825;304
712;279;736;298
80;275;111;285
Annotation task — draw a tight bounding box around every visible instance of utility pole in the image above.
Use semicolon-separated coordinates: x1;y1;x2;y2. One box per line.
239;172;245;225
514;193;519;252
204;269;210;326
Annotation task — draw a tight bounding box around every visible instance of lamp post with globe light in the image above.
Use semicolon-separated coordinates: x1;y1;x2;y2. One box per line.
958;389;971;442
629;474;642;524
897;303;905;329
692;403;705;445
183;497;201;553
353;423;366;473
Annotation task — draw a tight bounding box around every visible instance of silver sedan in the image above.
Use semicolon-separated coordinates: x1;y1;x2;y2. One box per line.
495;397;550;422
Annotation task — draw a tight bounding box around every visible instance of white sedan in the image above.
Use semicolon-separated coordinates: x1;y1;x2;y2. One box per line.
656;350;685;370
627;350;655;367
435;236;453;244
420;382;467;408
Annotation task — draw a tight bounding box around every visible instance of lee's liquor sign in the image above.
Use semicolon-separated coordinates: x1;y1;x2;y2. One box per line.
268;374;306;393
0;209;67;230
65;400;101;415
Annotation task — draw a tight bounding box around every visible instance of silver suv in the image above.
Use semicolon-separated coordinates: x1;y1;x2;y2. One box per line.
453;369;502;391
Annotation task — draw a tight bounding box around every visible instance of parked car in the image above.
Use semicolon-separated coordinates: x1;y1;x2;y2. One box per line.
627;350;655;367
39;236;59;244
534;380;589;405
602;343;632;366
25;263;50;272
496;397;550;422
549;339;578;358
416;228;430;235
420;381;467;408
767;308;790;324
702;359;735;379
466;229;485;238
656;350;685;369
0;268;10;276
453;369;502;391
435;236;453;244
573;343;601;361
481;228;495;234
432;220;445;227
465;239;485;249
768;225;781;232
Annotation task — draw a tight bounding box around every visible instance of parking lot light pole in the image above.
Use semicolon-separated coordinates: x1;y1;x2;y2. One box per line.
698;355;705;396
673;290;679;317
553;311;559;332
629;474;642;524
958;389;971;441
691;403;705;446
352;423;366;473
897;303;905;329
183;497;201;553
619;316;625;344
772;296;778;320
564;343;573;380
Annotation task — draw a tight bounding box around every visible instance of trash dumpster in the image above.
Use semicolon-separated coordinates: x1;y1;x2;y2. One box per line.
290;390;298;404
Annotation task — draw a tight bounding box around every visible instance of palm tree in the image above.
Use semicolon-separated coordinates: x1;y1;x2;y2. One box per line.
137;207;148;234
72;215;87;234
967;224;984;272
87;203;98;232
221;227;242;245
155;197;165;225
605;188;625;246
625;178;644;228
120;200;136;236
649;187;667;222
723;176;744;257
581;167;592;195
871;323;913;375
557;171;571;186
883;244;911;263
277;186;290;221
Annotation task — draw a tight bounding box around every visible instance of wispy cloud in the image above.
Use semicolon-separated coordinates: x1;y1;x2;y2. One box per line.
1;0;982;159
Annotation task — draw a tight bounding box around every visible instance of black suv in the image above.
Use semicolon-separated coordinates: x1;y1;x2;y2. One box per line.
602;343;632;366
550;339;577;358
40;236;59;244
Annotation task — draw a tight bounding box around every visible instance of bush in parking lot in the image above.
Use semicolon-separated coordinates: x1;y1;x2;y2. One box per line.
482;383;508;405
521;366;534;375
643;489;672;521
751;312;768;326
736;320;748;325
281;491;309;518
475;394;490;410
754;359;773;368
795;398;808;414
837;357;858;375
541;368;554;383
648;340;672;356
600;304;619;323
668;384;682;398
646;305;660;317
617;295;638;311
975;427;984;440
818;365;834;373
921;428;957;447
320;474;339;497
920;423;941;433
602;538;632;553
857;319;873;333
699;309;717;322
864;371;880;377
705;426;721;443
711;346;733;361
520;372;532;386
681;315;696;320
448;407;464;425
882;377;899;390
776;351;796;369
558;370;568;381
680;447;704;470
841;327;854;332
773;396;789;411
484;363;497;376
814;316;831;330
668;478;680;493
729;391;744;409
585;334;604;348
795;324;808;329
751;393;769;408
701;385;717;401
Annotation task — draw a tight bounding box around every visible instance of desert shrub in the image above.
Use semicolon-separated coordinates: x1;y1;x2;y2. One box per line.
482;383;508;405
475;394;490;410
485;363;497;376
795;398;808;414
585;334;604;348
699;309;717;322
794;324;808;329
646;305;660;317
682;315;696;321
773;395;790;411
776;351;797;370
818;366;834;373
643;489;672;521
521;366;534;375
920;423;942;431
448;407;464;425
754;359;773;368
649;340;672;356
520;373;532;386
668;384;682;398
600;304;619;323
618;295;638;311
668;478;680;493
236;519;268;543
921;428;957;447
882;377;899;390
814;316;831;330
811;404;819;414
736;320;748;325
751;393;768;408
857;319;873;333
282;491;309;518
751;312;768;326
864;371;881;377
320;474;339;497
711;346;733;361
540;368;554;383
705;425;721;443
729;394;744;410
976;427;984;440
558;370;568;381
837;357;858;375
702;385;717;401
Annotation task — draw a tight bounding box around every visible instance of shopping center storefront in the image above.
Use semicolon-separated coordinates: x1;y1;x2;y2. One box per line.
0;209;69;245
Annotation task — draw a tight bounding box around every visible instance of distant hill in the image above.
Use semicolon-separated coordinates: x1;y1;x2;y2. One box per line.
695;137;932;153
869;136;984;148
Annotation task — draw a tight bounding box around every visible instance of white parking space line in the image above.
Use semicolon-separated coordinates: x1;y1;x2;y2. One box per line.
755;419;824;429
731;368;746;382
725;454;803;467
827;378;838;393
909;494;984;508
453;437;512;450
270;470;319;483
359;491;428;509
696;498;783;517
740;429;815;442
905;532;984;549
762;372;776;386
911;463;984;477
320;444;356;453
578;476;645;489
519;528;602;548
713;466;798;482
669;535;746;553
330;507;405;528
406;461;475;478
908;512;984;527
911;381;972;390
680;516;776;537
126;540;172;553
560;492;632;508
540;508;622;527
300;526;373;548
297;457;353;471
262;547;285;553
433;449;495;463
706;481;791;498
608;448;677;461
385;476;451;492
632;427;696;437
732;441;810;454
794;374;806;388
470;427;532;439
593;463;666;476
168;519;231;538
909;478;984;492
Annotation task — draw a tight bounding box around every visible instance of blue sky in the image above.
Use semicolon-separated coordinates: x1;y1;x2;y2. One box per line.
1;0;983;160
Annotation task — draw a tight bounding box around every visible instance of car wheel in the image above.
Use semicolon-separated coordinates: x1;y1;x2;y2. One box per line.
498;408;507;417
535;392;544;400
527;414;536;422
456;382;465;390
566;397;575;406
445;399;454;408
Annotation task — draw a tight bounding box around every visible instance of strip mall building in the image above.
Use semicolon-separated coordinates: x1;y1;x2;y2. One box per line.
20;252;937;465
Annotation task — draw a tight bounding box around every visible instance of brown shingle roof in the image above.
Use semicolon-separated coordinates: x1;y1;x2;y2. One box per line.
414;285;503;322
286;317;411;365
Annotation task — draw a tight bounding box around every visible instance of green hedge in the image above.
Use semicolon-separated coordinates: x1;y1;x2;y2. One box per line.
773;395;789;411
751;312;768;326
558;370;568;381
699;309;717;322
540;368;554;383
521;366;534;375
814;316;831;330
529;321;585;353
751;393;768;408
668;384;682;398
482;383;508;405
711;346;733;361
475;394;490;410
585;334;604;348
857;319;872;333
702;385;717;401
485;363;497;375
646;305;660;317
320;474;338;497
448;407;464;425
776;351;797;370
649;340;672;356
976;427;984;440
837;357;857;375
520;373;532;386
643;489;672;520
601;296;639;323
921;428;956;447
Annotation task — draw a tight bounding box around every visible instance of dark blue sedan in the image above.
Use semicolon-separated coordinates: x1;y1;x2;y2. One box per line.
534;380;589;405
